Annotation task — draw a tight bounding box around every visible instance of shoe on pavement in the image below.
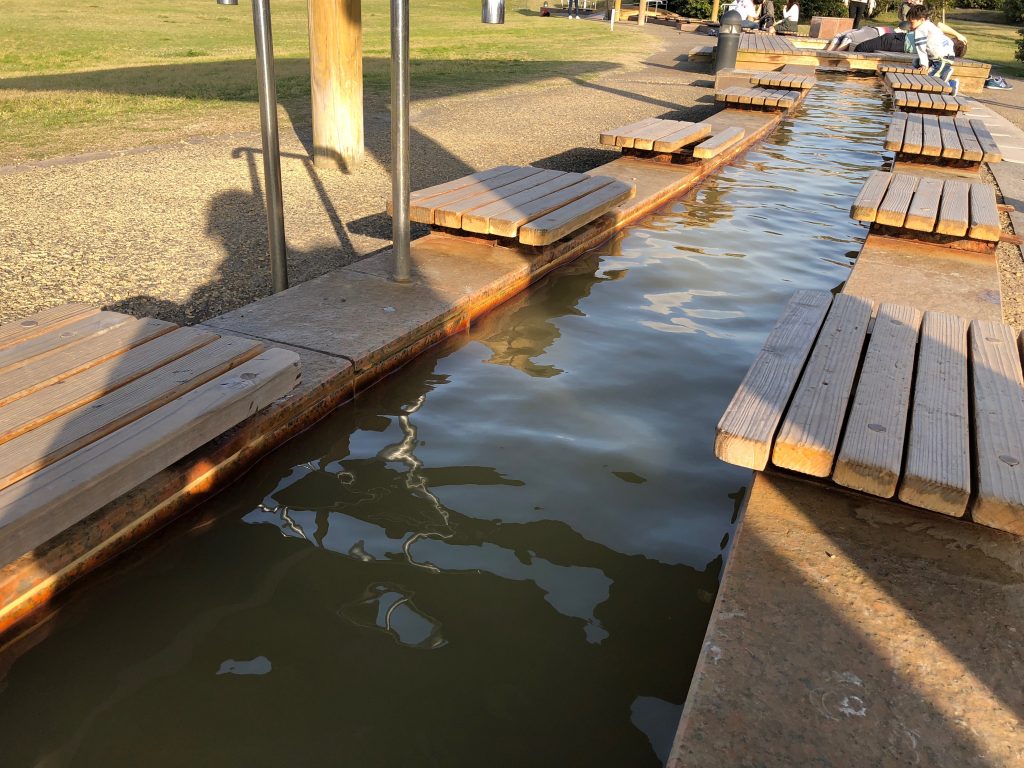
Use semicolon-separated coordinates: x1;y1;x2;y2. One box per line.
948;79;959;96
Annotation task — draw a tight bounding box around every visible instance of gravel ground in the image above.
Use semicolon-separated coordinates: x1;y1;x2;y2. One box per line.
4;24;1024;328
0;22;715;326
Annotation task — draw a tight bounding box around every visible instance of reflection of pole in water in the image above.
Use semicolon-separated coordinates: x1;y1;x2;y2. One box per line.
379;395;453;571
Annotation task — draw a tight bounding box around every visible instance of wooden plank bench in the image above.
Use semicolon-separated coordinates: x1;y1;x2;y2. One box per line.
749;72;816;90
715;290;1024;537
715;86;797;110
850;170;1001;247
879;63;919;74
0;305;300;568
739;35;797;54
894;91;971;114
884;72;953;94
884;113;1003;165
599;118;712;153
400;165;635;246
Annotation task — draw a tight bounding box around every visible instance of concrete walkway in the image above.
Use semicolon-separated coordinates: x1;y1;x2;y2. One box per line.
0;22;715;327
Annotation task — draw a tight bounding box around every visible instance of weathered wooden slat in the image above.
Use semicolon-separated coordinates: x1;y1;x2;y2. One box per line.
937;115;963;159
459;172;591;234
969;320;1024;535
772;294;873;477
954;117;984;162
903;113;924;155
651;122;713;153
885;112;908;152
0;336;263;492
968;182;1001;242
433;169;567;229
0;312;134;376
876;173;919;228
404;166;518;209
898;312;970;516
693;127;746;160
920;114;943;157
410;166;547;224
478;176;615;238
630;120;695;151
935;178;971;237
0;317;177;410
904;177;944;232
0;348;301;569
833;303;922;497
613;118;679;148
599;117;661;146
715;290;834;471
0;327;218;444
851;171;893;222
517;180;635;246
0;304;98;352
970;119;1003;163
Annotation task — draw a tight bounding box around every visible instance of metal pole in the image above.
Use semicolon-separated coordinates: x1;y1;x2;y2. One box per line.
391;0;411;283
252;0;289;292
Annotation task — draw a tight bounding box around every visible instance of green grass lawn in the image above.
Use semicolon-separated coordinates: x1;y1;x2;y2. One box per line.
0;0;654;163
871;7;1024;77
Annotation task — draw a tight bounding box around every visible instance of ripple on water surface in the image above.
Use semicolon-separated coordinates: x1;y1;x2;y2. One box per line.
0;78;889;768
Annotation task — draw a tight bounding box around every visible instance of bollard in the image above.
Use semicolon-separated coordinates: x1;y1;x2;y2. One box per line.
715;9;742;73
482;0;505;23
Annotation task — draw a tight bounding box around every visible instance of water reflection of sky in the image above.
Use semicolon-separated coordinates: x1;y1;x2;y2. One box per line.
0;77;891;768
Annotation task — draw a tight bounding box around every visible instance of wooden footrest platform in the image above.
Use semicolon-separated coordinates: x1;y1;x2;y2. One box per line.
599;117;712;152
715;86;797;109
884;72;953;94
739;35;797;53
0;304;301;568
851;170;1000;242
885;113;1002;162
715;290;1024;536
894;91;970;113
402;165;636;246
749;72;815;90
879;63;919;74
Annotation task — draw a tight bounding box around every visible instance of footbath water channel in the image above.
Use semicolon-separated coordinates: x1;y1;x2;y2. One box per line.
0;77;890;767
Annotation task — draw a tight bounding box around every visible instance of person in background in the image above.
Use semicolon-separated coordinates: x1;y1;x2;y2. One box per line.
848;0;868;28
906;5;958;93
768;0;798;33
825;24;895;51
566;0;580;18
758;0;776;30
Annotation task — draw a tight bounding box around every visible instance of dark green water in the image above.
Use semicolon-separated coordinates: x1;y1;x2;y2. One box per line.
0;79;889;767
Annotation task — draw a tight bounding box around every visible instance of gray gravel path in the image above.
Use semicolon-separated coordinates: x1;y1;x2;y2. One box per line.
0;22;714;326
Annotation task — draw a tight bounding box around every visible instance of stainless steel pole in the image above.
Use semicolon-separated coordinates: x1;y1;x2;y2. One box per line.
252;0;289;292
391;0;411;283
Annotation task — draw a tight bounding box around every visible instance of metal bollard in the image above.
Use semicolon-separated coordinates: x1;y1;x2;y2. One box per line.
482;0;505;24
715;9;742;73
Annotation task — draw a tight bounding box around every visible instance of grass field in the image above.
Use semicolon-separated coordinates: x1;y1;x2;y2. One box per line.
0;0;654;163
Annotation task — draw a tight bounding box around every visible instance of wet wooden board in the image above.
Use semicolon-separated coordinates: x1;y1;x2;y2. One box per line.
714;290;833;471
517;180;635;246
693;127;746;160
771;294;873;477
0;336;264;492
750;73;815;90
898;312;970;516
834;303;922;497
715;87;795;110
0;349;301;570
969;320;1024;535
0;304;98;352
852;172;999;242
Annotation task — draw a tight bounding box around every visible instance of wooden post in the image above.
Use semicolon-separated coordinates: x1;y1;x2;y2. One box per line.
614;0;621;23
308;0;363;171
638;0;646;23
711;0;720;20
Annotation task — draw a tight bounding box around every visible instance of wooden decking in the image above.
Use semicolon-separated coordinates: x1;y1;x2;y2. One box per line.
850;170;1001;243
398;165;636;246
894;91;971;113
883;72;953;94
739;35;797;54
749;72;815;90
599;118;712;152
715;86;798;110
714;290;1024;536
885;113;1002;163
0;305;300;568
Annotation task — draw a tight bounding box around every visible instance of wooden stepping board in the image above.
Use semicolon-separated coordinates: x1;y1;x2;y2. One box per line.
894;91;971;113
403;165;635;246
599;118;712;153
850;170;1000;242
884;72;953;94
885;113;1000;163
749;72;815;90
715;86;797;110
879;63;919;74
715;290;1024;537
0;305;301;568
739;35;797;53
